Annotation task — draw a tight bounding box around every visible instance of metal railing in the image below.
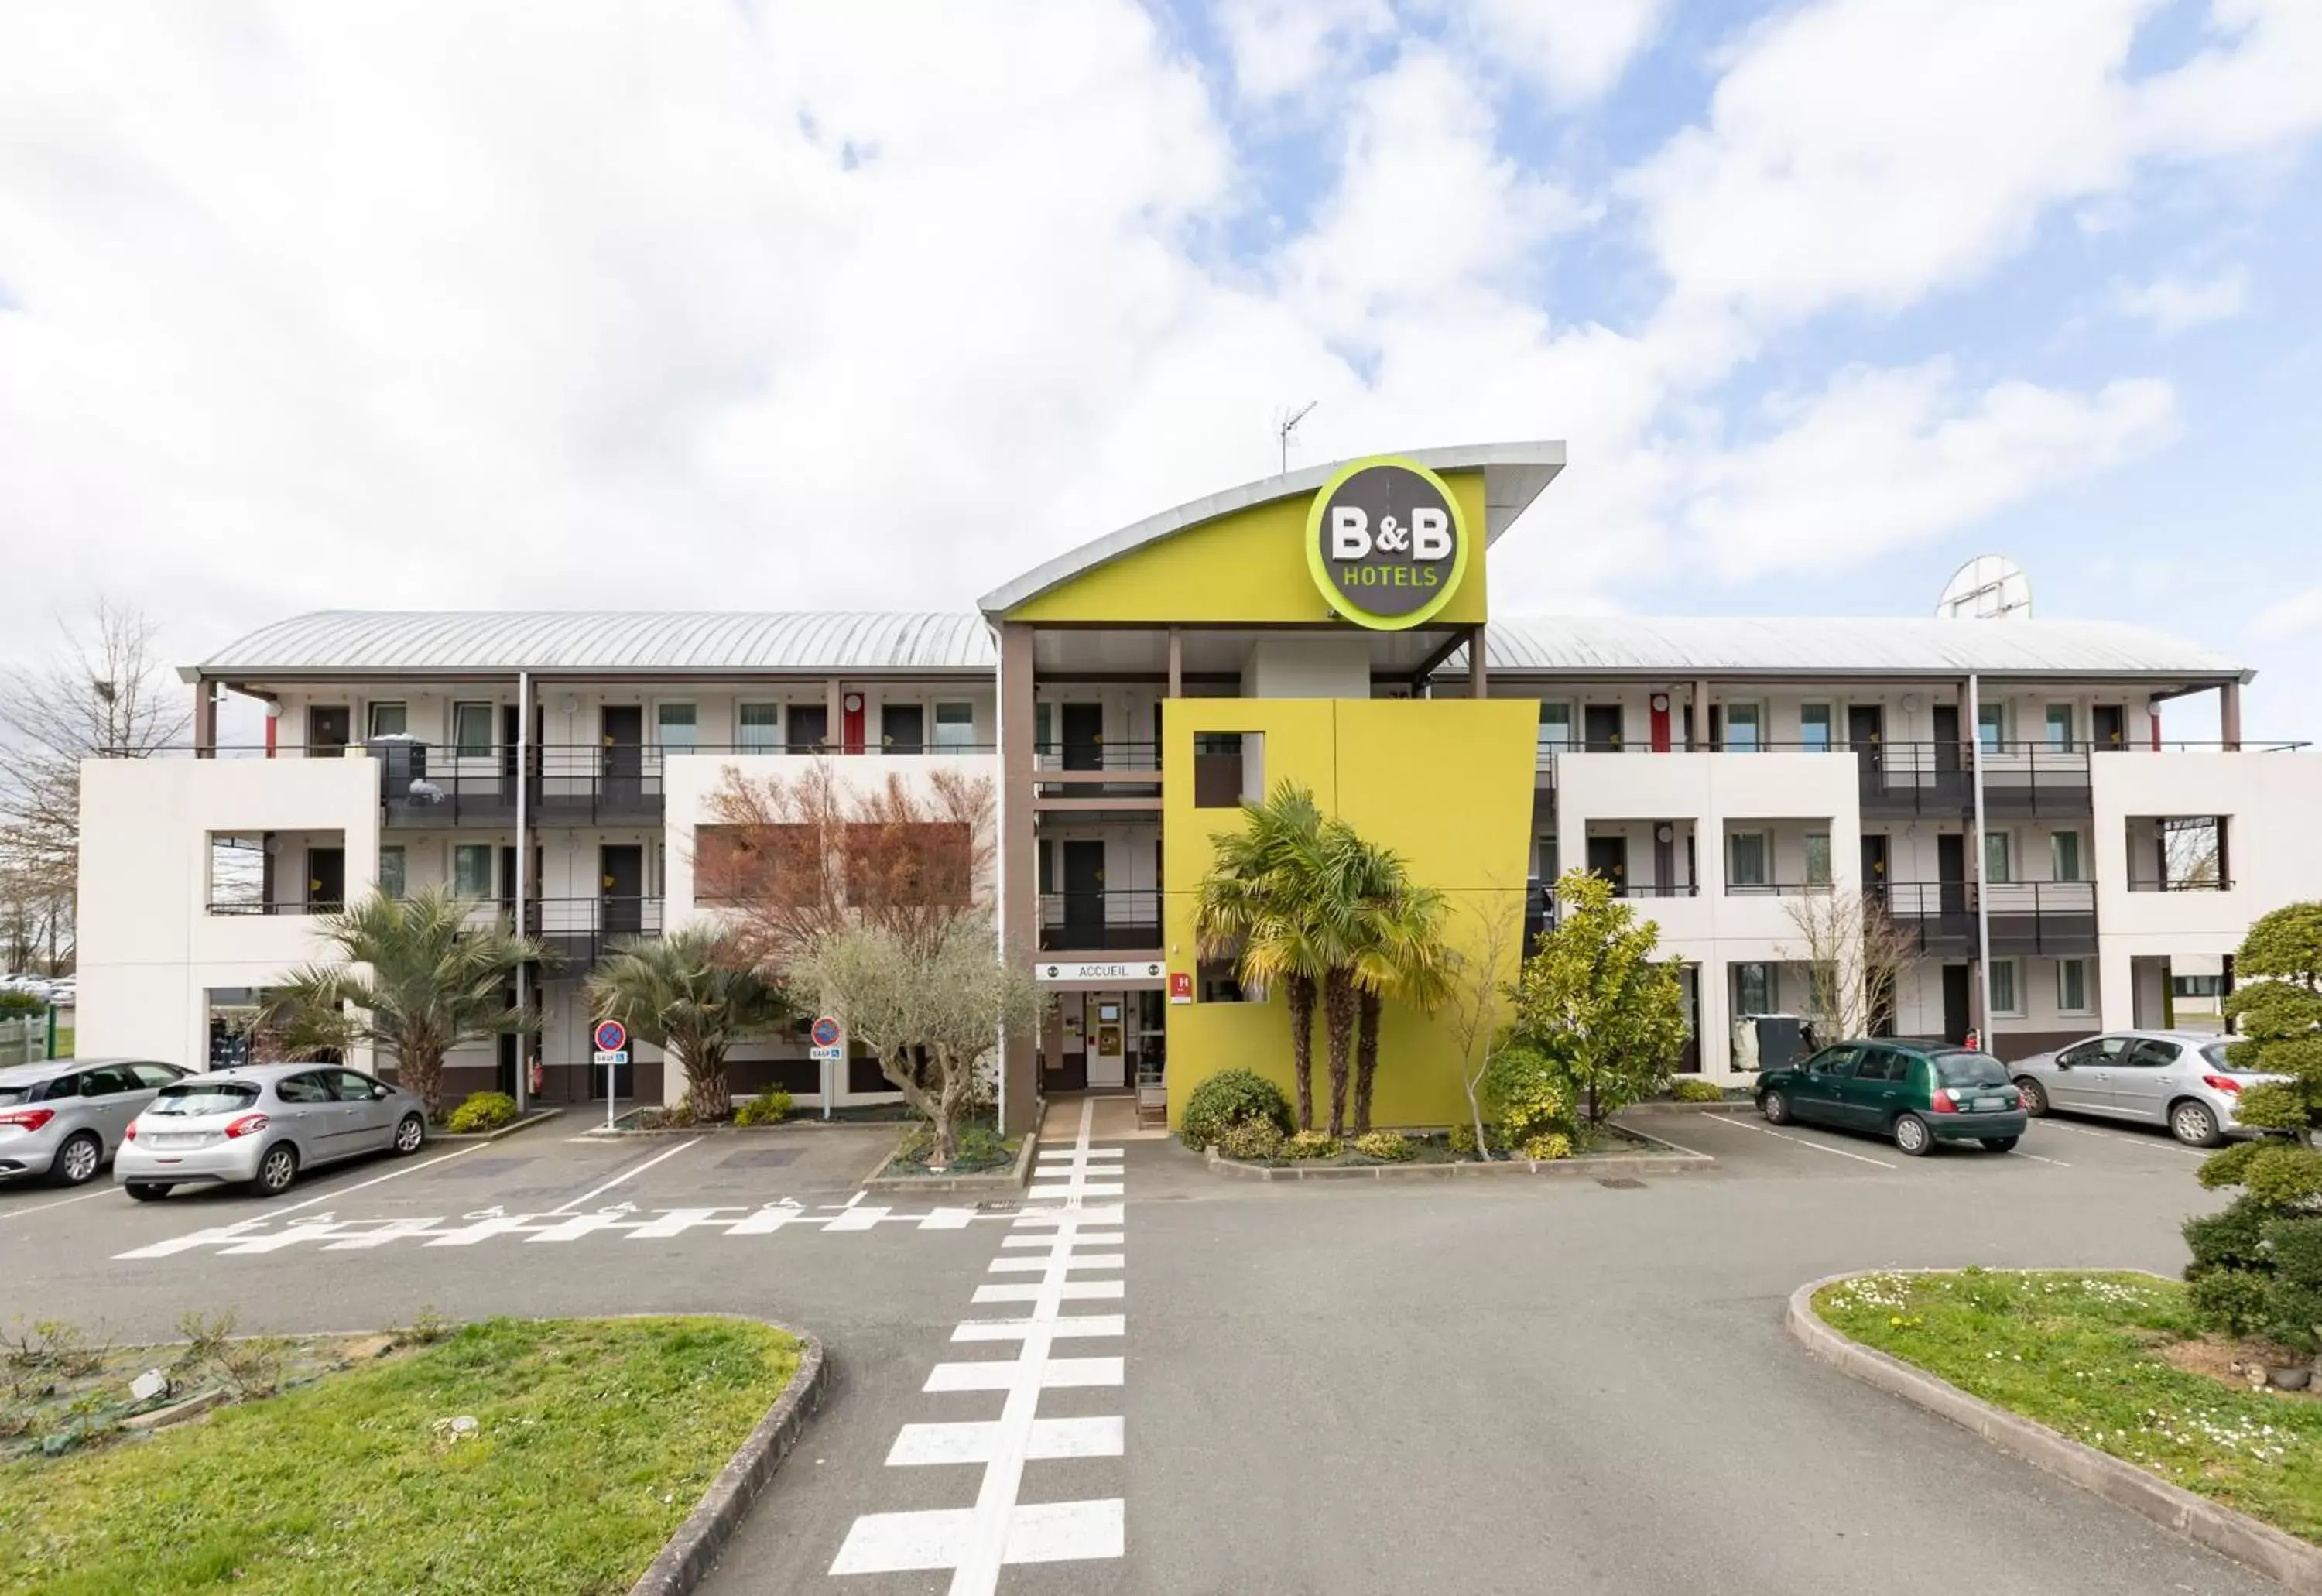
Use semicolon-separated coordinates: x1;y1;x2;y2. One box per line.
1720;880;1835;896
1852;741;2091;818
1608;881;1701;899
526;896;664;968
1035;740;1160;772
1876;880;2098;956
2127;876;2235;892
1037;889;1162;952
205;897;340;916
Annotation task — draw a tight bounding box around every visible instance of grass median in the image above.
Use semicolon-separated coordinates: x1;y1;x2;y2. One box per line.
1815;1269;2322;1543
2;1315;800;1596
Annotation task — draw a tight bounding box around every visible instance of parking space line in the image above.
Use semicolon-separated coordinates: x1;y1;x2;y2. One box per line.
5;1183;122;1218
272;1143;487;1215
2041;1122;2210;1159
549;1136;703;1214
1687;1113;1899;1169
2005;1150;2073;1168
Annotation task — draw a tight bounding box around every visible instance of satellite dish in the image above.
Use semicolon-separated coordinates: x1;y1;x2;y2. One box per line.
1936;554;2033;620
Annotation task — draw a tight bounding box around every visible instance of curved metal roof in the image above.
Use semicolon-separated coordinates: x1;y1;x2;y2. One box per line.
977;440;1566;615
192;611;995;677
1480;616;2246;681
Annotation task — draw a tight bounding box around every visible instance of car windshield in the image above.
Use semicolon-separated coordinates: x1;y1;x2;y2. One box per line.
1930;1052;2009;1088
146;1081;262;1116
0;1083;39;1107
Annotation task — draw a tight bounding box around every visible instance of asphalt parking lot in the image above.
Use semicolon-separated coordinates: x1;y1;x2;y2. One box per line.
2;1104;2280;1595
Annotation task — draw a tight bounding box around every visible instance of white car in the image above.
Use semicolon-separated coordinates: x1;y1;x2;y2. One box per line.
117;1063;427;1198
2009;1029;2286;1146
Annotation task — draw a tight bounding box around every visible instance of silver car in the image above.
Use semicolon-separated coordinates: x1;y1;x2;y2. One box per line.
116;1063;428;1200
2009;1029;2284;1147
0;1059;187;1187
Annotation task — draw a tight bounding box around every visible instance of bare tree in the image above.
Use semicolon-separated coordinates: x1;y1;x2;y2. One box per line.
1780;889;1918;1041
0;602;188;935
2164;816;2223;888
1440;885;1522;1154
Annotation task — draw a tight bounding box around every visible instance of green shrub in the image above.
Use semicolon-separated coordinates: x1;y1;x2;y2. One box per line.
1215;1119;1286;1162
1282;1130;1341;1160
0;990;45;1017
733;1090;793;1127
1670;1078;1725;1103
893;1124;933;1163
1481;1039;1574;1146
2188;1269;2273;1338
1352;1129;1414;1162
2185;1197;2272;1278
1179;1068;1294;1151
638;1101;699;1131
953;1125;1009;1167
444;1091;518;1134
1521;1131;1573;1162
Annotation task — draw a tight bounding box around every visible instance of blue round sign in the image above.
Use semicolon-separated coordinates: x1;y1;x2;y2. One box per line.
811;1016;841;1048
593;1019;628;1053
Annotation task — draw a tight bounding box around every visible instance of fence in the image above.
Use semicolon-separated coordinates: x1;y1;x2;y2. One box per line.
0;1014;51;1067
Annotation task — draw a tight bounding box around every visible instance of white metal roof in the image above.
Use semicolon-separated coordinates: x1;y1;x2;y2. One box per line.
976;440;1567;615
190;611;996;678
1479;616;2247;681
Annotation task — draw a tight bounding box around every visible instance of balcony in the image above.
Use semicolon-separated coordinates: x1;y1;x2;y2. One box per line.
1855;741;2091;819
1037;889;1161;953
527;896;663;969
1034;740;1163;807
1878;881;2097;957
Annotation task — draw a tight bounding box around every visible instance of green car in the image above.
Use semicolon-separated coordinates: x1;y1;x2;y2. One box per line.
1755;1039;2028;1156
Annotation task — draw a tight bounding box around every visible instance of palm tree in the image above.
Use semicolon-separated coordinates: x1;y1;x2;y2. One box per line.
584;926;792;1119
1193;783;1340;1132
257;887;547;1122
1334;828;1453;1135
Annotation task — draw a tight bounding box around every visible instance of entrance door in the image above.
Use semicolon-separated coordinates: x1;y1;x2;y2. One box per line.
1860;833;1890;908
1932;704;1961;772
500;705;522;802
882;704;924;754
1941;964;1971;1045
1847;704;1883;754
309;705;351;755
1062;704;1104;771
1586;834;1628;893
306;846;345;912
1087;995;1127;1090
498;845;517;920
1062;841;1105;947
1937;831;1967;920
602;845;644;940
2092;704;2125;752
601;707;643;807
787;704;830;754
1584;704;1624;752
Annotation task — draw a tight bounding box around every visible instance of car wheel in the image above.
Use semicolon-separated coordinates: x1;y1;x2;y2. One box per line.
50;1132;103;1187
1981;1136;2020;1152
125;1182;171;1201
392;1113;426;1156
1892;1114;1934;1156
1760;1090;1793;1126
2171;1099;2225;1148
2014;1077;2048;1117
253;1144;299;1197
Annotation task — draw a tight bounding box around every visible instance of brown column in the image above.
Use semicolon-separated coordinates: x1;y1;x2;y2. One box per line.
2220;680;2242;752
824;678;844;753
1166;626;1182;700
1690;680;1708;748
1470;625;1488;700
998;622;1039;1136
192;680;217;757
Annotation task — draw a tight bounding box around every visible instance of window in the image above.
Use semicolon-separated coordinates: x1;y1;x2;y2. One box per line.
738;703;781;755
2057;957;2092;1013
1539;835;1559;882
1931;1051;2009;1087
1988;957;2020;1015
2058;1036;2129;1068
657;702;697;754
787;704;829;754
1800;704;1833;753
2050;831;2082;882
2124;1038;2183;1069
2045;703;2074;752
1197;957;1246;1003
366;702;407;738
1724;702;1763;752
129;1063;183;1088
1735;962;1774;1015
1808;1045;1861;1076
453;844;493;899
1803;832;1832;886
1978;701;2007;754
447;701;491;759
329;1070;382;1102
276;1073;334;1105
1728;831;1769;889
148;1080;262;1116
932;702;976;750
1034;701;1053;755
1854;1049;1902;1083
1536;702;1574;756
1983;831;2012;884
1194;732;1247;808
378;845;406;899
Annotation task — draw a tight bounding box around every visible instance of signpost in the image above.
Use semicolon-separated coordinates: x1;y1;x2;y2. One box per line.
592;1019;629;1132
810;1016;842;1121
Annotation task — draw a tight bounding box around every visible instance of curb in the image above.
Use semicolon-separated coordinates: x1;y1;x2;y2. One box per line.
1204;1129;1713;1182
861;1122;1043;1196
1638;1098;1757;1115
1786;1272;2322;1594
628;1320;829;1596
432;1108;564;1145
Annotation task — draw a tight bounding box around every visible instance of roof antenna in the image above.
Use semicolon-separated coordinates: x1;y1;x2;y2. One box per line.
1276;400;1317;476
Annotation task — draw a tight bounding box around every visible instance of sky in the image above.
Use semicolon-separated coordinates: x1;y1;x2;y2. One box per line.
2;0;2320;736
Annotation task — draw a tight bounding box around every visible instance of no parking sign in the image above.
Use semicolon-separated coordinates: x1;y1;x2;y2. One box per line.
810;1015;843;1060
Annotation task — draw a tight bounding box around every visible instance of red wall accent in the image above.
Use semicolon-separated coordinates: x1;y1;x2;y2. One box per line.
842;694;866;755
1649;695;1672;752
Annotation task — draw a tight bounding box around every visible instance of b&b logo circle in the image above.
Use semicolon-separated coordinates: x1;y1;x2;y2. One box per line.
1304;457;1468;629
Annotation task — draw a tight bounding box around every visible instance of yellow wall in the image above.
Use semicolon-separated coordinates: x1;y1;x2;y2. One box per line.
1160;697;1536;1129
1009;471;1489;626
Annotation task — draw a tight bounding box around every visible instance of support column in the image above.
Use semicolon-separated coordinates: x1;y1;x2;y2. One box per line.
193;680;216;758
1166;626;1182;700
824;678;844;753
2221;680;2242;752
1690;680;1709;749
998;623;1039;1136
1470;625;1488;700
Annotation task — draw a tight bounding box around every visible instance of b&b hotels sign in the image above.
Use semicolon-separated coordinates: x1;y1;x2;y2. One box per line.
1304;457;1470;630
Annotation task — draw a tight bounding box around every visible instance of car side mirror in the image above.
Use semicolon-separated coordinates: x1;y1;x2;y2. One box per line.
2055;1060;2072;1070
372;1084;391;1099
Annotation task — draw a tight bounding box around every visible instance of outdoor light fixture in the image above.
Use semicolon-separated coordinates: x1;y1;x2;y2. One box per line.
1650;692;1670;712
1656;824;1676;843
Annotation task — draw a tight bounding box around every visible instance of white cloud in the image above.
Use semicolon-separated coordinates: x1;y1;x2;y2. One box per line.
1216;0;1393;100
1681;363;2177;579
2251;587;2322;642
2115;264;2251;330
1443;0;1668;105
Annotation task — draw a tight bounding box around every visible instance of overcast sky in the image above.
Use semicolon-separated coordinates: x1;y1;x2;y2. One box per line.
3;2;2319;733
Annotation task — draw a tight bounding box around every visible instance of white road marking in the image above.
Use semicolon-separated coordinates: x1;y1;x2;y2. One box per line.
2043;1122;2210;1158
547;1136;700;1214
5;1183;122;1217
255;1142;486;1217
888;1415;1123;1466
1688;1114;1899;1169
2005;1150;2074;1167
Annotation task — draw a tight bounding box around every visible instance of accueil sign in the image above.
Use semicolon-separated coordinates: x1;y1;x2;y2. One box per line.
1304;457;1469;630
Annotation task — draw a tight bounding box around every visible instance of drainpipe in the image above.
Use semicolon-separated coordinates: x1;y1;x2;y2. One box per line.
1968;673;1993;1047
515;669;530;1115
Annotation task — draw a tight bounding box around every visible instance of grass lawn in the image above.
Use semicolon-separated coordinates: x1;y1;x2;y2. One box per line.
54;1024;73;1057
1;1316;800;1596
1816;1269;2322;1543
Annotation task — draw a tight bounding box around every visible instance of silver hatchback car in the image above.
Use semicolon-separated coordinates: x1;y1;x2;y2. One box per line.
0;1058;187;1186
2009;1029;2285;1146
116;1063;427;1200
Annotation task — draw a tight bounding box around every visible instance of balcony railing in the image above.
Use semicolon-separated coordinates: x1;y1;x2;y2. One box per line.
1876;880;2097;957
205;898;337;916
1035;740;1160;772
526;896;663;968
1607;881;1701;899
1851;741;2092;818
1037;889;1162;953
1721;880;1835;896
2127;876;2235;892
